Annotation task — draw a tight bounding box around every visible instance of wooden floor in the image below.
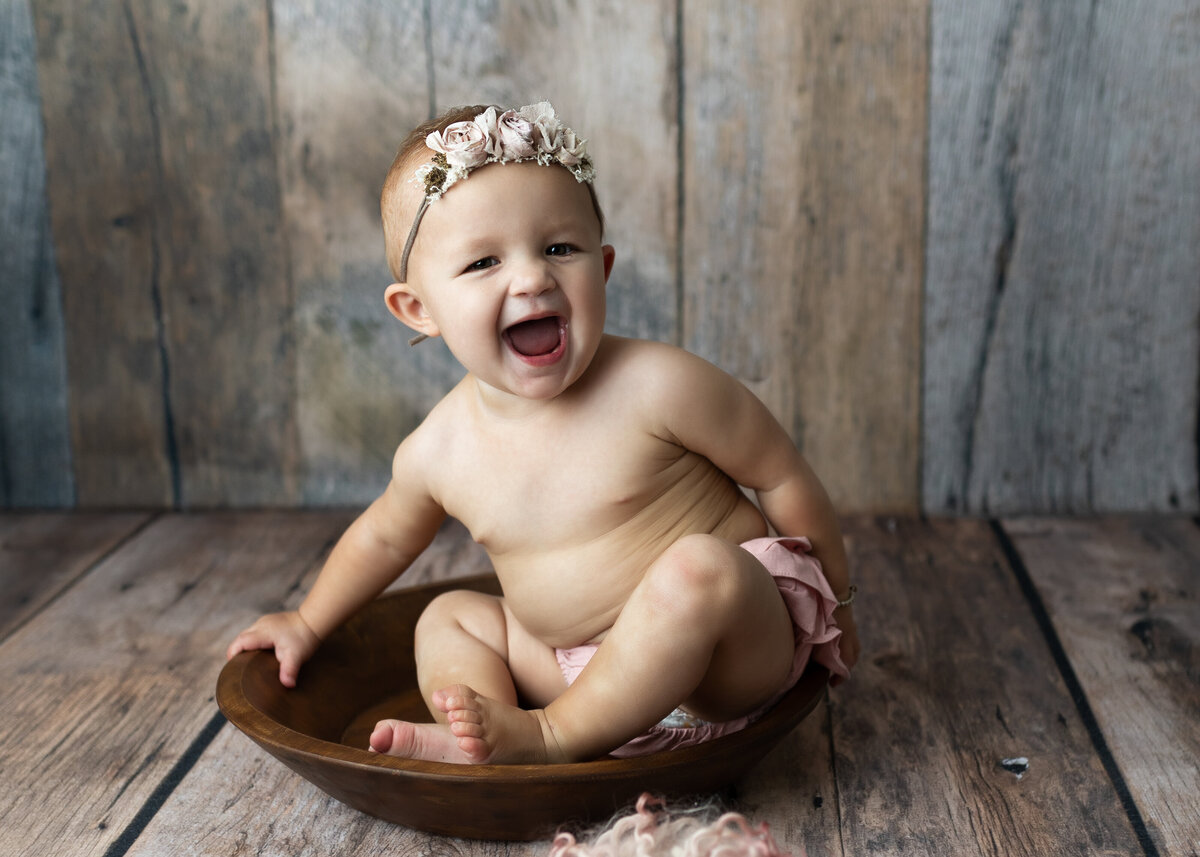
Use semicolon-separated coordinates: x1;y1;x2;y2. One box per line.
1;513;1197;856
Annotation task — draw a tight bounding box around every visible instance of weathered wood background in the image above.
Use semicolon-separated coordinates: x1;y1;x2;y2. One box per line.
2;0;1196;514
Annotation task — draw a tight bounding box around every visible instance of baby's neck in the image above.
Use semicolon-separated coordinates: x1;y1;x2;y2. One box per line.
467;374;576;423
465;337;613;421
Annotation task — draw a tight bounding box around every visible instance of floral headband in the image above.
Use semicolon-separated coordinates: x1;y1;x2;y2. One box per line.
397;102;596;285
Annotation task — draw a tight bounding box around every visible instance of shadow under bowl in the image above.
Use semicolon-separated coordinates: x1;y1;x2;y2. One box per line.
217;574;828;841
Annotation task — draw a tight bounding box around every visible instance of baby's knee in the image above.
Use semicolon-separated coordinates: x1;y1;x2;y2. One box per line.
646;534;743;616
415;590;504;642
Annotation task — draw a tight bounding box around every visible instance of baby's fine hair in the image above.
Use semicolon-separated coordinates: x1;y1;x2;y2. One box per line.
380;103;606;281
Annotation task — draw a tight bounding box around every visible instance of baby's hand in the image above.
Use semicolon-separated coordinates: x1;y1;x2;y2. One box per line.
226;611;321;688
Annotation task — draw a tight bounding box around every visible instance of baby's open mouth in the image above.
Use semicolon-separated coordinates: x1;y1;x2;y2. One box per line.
504;316;565;358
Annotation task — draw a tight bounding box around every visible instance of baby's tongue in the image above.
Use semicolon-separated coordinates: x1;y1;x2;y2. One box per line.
506;317;561;356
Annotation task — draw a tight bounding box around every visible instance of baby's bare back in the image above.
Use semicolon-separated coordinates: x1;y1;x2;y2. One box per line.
420;343;768;648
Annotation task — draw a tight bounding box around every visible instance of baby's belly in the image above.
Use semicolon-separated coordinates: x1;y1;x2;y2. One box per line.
491;491;767;649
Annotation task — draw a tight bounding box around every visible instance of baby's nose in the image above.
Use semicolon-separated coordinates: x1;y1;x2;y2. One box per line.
508;259;556;297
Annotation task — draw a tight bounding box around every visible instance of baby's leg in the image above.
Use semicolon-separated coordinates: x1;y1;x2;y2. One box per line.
536;534;796;759
385;535;795;764
369;589;566;763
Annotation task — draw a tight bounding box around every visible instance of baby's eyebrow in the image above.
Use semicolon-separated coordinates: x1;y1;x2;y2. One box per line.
539;213;600;236
446;233;499;254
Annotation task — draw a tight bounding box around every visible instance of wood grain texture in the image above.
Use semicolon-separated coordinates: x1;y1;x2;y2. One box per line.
0;0;73;508
431;0;680;346
33;0;298;507
0;511;352;856
0;510;149;640
681;1;926;513
8;512;1195;854
1004;516;1200;857
832;516;1142;855
127;725;549;857
733;697;841;856
31;0;171;506
924;2;1200;514
124;517;522;854
122;517;531;855
135;722;837;856
273;0;438;504
13;1;1199;514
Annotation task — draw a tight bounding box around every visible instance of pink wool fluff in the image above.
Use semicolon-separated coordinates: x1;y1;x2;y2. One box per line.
547;794;802;857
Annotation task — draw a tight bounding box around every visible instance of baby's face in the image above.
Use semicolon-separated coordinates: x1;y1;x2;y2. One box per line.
396;161;614;403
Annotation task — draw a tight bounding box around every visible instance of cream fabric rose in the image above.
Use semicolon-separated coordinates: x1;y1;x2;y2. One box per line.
557;128;588;167
426;121;490;168
519;101;564;154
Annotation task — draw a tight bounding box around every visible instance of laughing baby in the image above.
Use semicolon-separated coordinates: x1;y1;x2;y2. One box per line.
228;102;860;764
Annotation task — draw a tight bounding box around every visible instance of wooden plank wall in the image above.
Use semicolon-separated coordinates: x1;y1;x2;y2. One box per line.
0;0;73;506
924;1;1200;515
2;1;1197;514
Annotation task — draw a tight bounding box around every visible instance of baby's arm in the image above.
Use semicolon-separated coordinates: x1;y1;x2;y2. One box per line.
648;345;860;674
226;437;445;686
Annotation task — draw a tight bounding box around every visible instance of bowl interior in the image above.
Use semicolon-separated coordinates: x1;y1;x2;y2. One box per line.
237;576;499;746
218;574;827;840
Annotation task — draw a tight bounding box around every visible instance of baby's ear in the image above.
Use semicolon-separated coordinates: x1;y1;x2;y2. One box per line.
384;284;440;340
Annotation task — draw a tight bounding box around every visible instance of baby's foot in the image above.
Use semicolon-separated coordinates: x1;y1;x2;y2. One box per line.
370;684;563;765
368;718;470;764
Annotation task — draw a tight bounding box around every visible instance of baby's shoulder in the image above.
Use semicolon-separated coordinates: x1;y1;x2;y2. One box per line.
590;337;754;441
391;381;472;470
594;336;727;396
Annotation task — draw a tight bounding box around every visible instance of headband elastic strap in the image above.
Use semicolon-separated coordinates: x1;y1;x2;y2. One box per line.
399;198;431;346
398;195;431;284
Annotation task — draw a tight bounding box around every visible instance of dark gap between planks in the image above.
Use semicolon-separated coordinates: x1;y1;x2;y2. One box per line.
100;711;227;857
990;520;1161;857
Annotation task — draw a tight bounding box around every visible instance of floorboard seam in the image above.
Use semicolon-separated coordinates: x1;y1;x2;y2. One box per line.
101;710;227;857
990;519;1161;857
0;512;161;645
824;698;847;857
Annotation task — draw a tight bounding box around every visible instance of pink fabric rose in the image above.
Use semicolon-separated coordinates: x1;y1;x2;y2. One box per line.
426;120;489;169
472;106;502;158
497;109;536;159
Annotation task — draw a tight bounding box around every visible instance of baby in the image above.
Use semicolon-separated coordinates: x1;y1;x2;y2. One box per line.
228;102;860;765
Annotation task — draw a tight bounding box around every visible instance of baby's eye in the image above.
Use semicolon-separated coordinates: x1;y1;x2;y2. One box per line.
464;257;498;273
546;243;576;257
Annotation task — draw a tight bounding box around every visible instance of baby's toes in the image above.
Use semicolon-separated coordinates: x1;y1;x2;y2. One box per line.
447;705;483;726
432;683;478;714
448;717;485;740
456;735;492;764
368;720;400;753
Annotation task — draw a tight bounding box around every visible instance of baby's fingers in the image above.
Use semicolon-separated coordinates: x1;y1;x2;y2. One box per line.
275;649;302;688
226;626;271;661
225;629;300;687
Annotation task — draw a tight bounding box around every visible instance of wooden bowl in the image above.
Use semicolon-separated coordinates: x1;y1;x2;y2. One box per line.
217;574;828;840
